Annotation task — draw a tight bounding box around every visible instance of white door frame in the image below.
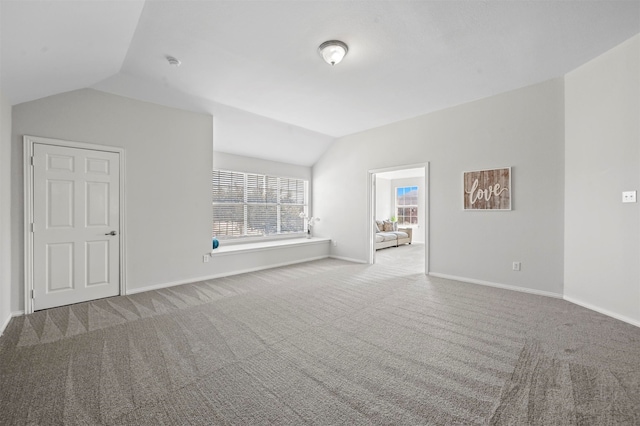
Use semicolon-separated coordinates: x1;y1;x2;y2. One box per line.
367;162;429;274
23;135;127;314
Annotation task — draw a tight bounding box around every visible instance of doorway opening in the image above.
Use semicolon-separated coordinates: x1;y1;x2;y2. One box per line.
368;164;428;274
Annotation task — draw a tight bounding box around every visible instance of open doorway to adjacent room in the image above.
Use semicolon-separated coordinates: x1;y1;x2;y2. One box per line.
368;164;428;274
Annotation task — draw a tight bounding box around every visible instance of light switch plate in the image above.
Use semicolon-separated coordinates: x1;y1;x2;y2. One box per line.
622;191;637;203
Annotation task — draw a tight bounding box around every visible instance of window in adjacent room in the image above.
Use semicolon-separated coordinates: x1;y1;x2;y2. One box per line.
212;170;307;240
396;186;418;226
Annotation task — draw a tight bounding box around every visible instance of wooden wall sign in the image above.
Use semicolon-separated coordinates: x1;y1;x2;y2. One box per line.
463;167;511;210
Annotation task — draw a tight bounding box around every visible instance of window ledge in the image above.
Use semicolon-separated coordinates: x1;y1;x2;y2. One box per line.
211;237;331;256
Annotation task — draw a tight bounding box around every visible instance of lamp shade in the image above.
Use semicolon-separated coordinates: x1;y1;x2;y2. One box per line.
318;40;348;66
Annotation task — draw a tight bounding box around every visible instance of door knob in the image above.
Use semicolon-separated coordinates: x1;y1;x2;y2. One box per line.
105;231;117;236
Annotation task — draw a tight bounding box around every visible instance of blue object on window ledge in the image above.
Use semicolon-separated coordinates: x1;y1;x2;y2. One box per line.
212;238;219;249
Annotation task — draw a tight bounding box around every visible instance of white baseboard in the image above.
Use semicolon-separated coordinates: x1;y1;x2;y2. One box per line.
0;311;25;336
126;255;330;295
428;272;563;299
563;295;640;328
0;314;10;337
329;255;368;264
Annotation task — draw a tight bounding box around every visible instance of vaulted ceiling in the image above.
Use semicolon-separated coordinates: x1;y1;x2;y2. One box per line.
2;1;639;163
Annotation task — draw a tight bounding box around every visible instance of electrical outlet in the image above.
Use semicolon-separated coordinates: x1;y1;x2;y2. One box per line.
512;262;521;271
332;240;338;247
203;254;210;263
622;191;637;203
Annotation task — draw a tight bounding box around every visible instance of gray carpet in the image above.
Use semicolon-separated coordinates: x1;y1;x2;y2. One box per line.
1;252;639;425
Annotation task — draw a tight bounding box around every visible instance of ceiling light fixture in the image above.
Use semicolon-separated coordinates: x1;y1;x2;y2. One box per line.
318;40;348;66
166;55;181;67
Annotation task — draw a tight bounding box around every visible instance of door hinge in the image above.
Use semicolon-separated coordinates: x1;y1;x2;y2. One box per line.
30;156;34;166
31;290;34;299
31;223;34;233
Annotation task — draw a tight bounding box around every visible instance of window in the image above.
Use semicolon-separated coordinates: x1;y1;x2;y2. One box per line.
396;186;418;226
212;170;307;240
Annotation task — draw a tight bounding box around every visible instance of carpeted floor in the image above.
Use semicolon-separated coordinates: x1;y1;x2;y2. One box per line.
375;242;425;273
1;250;639;425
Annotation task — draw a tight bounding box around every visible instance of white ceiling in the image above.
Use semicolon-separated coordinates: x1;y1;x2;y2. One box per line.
2;1;639;163
1;0;144;105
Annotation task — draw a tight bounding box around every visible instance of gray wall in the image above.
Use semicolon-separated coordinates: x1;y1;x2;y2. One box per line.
0;90;12;330
564;35;639;324
11;89;213;312
214;151;311;181
313;78;565;295
375;177;391;220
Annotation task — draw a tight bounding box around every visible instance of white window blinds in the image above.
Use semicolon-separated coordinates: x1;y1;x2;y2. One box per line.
212;170;307;239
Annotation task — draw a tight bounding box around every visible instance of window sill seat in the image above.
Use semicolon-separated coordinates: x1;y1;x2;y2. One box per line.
211;237;331;256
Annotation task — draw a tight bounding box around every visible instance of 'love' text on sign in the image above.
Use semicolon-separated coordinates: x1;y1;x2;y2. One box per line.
463;168;511;210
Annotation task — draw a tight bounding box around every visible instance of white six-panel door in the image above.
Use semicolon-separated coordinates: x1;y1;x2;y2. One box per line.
32;143;120;310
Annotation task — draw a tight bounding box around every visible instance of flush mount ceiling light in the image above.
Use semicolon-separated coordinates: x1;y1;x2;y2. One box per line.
166;55;181;67
318;40;348;66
